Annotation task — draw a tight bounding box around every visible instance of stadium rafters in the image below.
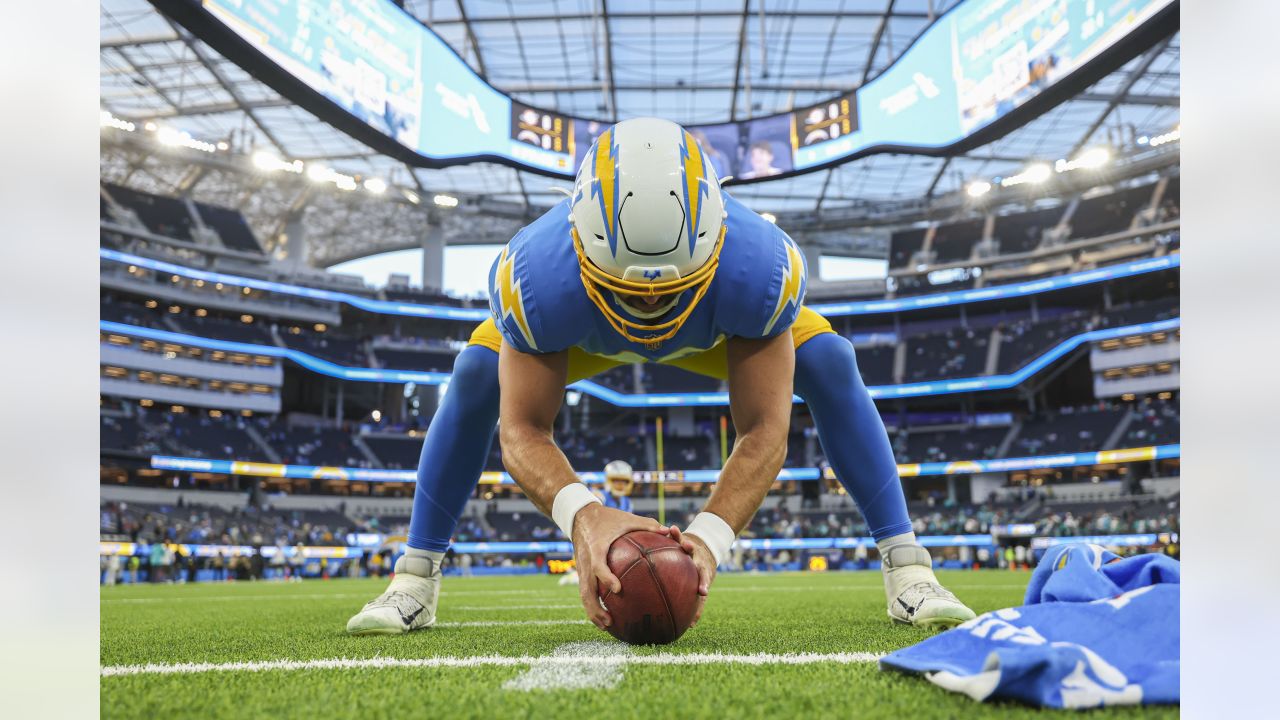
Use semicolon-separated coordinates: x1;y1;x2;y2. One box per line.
100;0;1179;267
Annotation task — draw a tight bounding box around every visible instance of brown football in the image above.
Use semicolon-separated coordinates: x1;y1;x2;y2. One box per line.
598;530;700;645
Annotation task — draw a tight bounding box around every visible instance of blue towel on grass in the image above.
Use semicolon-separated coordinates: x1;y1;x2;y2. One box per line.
880;543;1179;709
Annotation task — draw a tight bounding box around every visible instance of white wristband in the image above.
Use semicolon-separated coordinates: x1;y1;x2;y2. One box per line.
685;512;735;567
551;483;602;539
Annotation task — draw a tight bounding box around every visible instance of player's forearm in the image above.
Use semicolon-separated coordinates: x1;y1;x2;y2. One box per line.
701;426;788;533
499;423;581;517
701;333;795;535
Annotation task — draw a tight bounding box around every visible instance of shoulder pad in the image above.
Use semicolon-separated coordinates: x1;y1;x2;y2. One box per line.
487;204;592;353
715;197;809;339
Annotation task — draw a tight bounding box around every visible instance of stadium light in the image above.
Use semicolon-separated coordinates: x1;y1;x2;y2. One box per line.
99;110;136;133
252;151;304;174
433;194;459;208
1024;164;1051;183
403;189;421;204
307;163;357;191
1055;147;1111;173
1078;147;1111;168
966;181;991;198
363;177;388;194
760;212;777;223
1000;163;1051;188
253;151;280;171
156;126;217;153
1149;126;1180;147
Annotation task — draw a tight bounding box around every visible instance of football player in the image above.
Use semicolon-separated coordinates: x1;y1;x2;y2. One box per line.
346;118;975;635
596;460;635;513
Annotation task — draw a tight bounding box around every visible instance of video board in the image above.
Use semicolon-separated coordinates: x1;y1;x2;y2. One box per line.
159;0;1175;181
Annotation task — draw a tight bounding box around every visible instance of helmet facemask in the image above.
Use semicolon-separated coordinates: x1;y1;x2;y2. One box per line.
572;224;724;347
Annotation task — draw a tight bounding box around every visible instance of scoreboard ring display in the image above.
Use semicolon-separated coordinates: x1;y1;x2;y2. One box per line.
154;0;1177;184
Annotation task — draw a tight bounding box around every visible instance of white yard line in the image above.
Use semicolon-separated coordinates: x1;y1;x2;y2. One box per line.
714;584;1027;593
102;650;883;677
102;593;370;604
503;641;632;691
453;604;582;611
101;589;562;604
435;619;588;628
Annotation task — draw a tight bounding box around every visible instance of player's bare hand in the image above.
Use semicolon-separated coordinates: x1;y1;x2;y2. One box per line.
669;526;717;627
570;504;668;629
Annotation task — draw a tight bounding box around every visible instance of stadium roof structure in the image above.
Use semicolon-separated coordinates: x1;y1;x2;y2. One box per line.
100;0;1180;267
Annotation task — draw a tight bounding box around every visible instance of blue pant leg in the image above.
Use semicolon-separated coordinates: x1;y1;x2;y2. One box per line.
793;332;913;540
406;344;501;552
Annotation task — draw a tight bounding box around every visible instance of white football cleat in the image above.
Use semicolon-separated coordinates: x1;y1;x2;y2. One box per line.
882;544;976;629
346;554;440;635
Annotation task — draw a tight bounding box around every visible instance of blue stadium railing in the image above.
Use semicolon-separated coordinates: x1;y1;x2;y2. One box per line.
149;443;1180;483
99;532;1174;562
100;247;1179;319
100;317;1181;405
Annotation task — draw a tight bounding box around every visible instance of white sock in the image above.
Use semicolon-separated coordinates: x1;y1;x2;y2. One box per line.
876;532;932;574
875;531;919;557
404;547;445;564
398;547;445;577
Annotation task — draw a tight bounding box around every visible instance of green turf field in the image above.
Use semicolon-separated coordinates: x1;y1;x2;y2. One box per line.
100;570;1176;719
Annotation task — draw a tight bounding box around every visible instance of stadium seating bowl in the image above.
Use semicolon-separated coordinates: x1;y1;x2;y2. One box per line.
599;531;700;645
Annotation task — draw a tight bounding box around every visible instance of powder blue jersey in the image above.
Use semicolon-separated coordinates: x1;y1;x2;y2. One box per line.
600;491;633;513
487;194;807;362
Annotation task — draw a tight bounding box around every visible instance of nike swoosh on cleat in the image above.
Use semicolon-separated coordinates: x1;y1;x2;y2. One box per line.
896;598;916;616
399;606;424;626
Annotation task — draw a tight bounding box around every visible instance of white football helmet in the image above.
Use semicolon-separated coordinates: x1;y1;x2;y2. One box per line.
603;460;635;497
570;117;727;346
603;460;634;481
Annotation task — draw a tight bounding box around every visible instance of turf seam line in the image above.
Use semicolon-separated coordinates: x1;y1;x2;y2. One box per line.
101;651;884;677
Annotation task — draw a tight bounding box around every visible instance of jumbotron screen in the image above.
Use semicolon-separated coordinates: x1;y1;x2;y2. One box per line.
170;0;1174;180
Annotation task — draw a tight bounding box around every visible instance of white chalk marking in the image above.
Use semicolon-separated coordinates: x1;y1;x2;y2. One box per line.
101;650;882;677
101;589;559;604
715;584;1026;593
435;619;588;628
503;641;631;691
453;604;581;611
